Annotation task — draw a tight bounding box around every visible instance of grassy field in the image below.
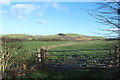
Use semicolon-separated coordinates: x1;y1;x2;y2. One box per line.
49;40;116;50
2;40;118;79
20;40;116;54
18;40;116;65
21;41;80;50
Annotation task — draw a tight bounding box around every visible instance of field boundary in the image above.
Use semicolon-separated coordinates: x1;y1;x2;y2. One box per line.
35;44;120;72
36;48;115;71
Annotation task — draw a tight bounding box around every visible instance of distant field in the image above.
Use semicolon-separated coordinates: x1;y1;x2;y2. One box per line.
49;40;116;50
19;40;117;63
21;40;116;51
21;41;80;51
16;40;116;63
5;40;117;62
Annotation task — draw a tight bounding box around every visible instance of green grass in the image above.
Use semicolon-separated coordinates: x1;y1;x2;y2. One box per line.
21;41;80;51
19;40;116;63
21;40;116;50
42;40;116;69
4;41;80;67
3;40;118;79
50;40;116;50
7;70;110;79
2;34;32;38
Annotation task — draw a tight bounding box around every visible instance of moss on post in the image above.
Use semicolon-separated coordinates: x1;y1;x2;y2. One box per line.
37;47;46;70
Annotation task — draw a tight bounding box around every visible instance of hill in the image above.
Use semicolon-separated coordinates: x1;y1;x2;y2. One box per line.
2;34;33;38
1;33;106;41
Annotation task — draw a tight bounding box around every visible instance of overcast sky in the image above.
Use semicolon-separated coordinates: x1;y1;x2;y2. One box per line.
0;0;115;37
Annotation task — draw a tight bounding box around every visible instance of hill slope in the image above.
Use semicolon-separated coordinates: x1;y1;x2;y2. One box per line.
2;34;33;38
1;33;106;41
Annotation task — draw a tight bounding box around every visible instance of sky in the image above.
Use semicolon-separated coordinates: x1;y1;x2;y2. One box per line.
0;0;117;37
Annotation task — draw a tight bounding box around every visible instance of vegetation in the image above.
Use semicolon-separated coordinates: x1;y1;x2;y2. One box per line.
13;70;110;79
1;33;107;42
2;34;33;38
0;34;118;79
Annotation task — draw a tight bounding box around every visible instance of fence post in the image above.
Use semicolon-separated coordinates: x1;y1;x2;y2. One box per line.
113;44;120;79
115;44;120;67
37;47;46;70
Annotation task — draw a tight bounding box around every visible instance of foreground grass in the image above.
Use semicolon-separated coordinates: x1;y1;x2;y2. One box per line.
5;70;111;79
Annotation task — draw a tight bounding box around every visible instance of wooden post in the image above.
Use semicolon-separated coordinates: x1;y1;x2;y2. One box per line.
112;44;120;79
37;47;46;70
115;44;120;67
108;49;113;68
37;48;41;63
40;47;45;70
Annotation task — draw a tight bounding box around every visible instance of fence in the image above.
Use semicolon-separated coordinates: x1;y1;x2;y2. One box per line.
36;48;115;71
115;44;120;67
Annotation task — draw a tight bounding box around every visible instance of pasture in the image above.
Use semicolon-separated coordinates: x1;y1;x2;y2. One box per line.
21;40;116;50
1;40;118;79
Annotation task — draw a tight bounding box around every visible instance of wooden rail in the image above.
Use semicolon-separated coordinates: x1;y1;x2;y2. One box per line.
36;48;113;71
115;44;120;67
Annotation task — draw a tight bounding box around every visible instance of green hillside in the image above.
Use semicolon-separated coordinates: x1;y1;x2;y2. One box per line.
1;33;107;41
2;34;33;38
65;33;84;38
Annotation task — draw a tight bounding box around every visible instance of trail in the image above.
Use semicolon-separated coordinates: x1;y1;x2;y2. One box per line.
46;42;83;49
46;43;77;49
46;41;96;49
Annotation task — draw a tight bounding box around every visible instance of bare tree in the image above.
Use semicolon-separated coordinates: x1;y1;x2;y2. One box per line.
85;1;120;38
85;1;120;79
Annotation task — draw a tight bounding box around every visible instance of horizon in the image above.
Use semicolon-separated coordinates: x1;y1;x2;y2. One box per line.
1;1;117;38
0;33;107;38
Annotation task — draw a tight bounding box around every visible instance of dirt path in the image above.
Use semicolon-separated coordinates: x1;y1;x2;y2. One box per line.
45;41;95;50
46;42;81;49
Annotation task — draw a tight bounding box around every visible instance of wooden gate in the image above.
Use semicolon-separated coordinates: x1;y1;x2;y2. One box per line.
37;48;113;71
